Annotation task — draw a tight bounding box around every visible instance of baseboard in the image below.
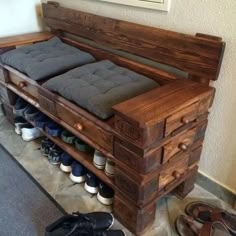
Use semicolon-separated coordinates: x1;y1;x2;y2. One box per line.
196;172;236;206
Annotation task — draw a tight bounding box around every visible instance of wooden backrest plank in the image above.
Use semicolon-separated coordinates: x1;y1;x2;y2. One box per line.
42;2;225;81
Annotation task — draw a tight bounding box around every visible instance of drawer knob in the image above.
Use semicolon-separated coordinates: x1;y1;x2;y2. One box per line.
179;143;188;151
18;81;27;89
74;123;83;131
173;171;181;179
181;117;190;125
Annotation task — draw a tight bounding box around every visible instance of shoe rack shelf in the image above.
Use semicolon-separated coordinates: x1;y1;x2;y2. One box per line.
26;118;115;189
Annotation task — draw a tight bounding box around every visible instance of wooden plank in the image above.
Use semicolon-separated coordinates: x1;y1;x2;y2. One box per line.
42;2;225;80
0;32;54;48
113;82;214;127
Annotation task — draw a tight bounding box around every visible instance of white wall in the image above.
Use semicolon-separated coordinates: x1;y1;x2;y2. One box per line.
0;0;42;37
41;0;236;193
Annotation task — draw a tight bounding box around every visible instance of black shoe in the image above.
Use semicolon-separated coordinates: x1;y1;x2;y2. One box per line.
84;172;100;194
40;138;54;157
97;182;114;206
48;145;63;165
45;212;114;236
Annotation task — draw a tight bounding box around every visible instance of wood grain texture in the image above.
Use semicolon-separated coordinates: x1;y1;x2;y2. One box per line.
42;2;225;81
0;32;54;48
113;82;214;128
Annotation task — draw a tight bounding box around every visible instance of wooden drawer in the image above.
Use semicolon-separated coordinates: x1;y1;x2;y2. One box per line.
163;128;196;163
159;152;190;190
165;102;198;136
56;102;113;152
7;70;39;100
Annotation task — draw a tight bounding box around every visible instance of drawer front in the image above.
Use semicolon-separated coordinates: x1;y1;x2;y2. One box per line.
165;102;199;136
56;102;113;152
8;71;39;100
163;128;196;163
159;152;190;190
114;138;162;174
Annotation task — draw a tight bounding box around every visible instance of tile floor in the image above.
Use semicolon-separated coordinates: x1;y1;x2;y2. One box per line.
0;115;234;236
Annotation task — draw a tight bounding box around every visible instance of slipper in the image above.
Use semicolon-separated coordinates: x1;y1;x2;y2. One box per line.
175;215;230;236
185;201;236;235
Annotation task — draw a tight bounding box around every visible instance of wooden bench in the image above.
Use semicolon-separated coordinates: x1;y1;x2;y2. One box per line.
0;2;225;235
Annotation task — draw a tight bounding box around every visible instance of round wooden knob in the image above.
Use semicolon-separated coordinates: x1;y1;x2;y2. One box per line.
74;123;83;131
173;171;181;179
179;143;188;151
181;117;190;125
18;81;27;89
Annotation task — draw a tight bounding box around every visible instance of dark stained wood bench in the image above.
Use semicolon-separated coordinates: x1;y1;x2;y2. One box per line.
0;2;225;235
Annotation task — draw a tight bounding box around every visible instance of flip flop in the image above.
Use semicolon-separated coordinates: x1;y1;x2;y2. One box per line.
185;201;236;235
175;215;230;236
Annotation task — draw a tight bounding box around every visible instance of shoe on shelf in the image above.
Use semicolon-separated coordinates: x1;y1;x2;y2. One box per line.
40;138;54;157
105;159;115;178
23;105;40;121
75;138;94;153
48;145;63;165
93;150;106;170
21;124;43;142
33;113;50;129
60;152;73;173
97;182;114;206
14;117;28;135
45;122;63;137
13;98;30;117
45;212;114;236
61;130;76;145
84;172;100;194
69;161;87;183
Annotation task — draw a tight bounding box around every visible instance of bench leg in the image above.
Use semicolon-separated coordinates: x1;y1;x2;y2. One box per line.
113;192;157;235
175;166;198;199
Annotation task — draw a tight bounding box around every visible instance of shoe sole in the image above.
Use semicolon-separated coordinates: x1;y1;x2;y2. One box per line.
22;135;42;142
93;162;105;170
69;173;86;183
97;191;114;206
84;182;99;194
15;127;21;135
105;170;115;178
60;163;72;173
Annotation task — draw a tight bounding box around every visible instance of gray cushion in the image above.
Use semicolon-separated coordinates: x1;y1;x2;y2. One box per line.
0;37;95;81
43;60;160;119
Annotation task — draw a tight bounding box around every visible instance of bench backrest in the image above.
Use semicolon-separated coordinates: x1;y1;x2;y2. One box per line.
42;2;225;83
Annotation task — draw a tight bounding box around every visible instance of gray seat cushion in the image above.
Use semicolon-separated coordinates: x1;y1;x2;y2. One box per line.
0;37;95;81
43;60;160;119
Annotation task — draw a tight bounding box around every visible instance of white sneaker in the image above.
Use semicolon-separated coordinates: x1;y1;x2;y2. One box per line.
93;150;106;169
105;159;115;178
21;125;43;141
14;117;28;135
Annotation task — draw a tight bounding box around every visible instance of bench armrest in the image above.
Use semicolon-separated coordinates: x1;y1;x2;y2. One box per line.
0;31;54;49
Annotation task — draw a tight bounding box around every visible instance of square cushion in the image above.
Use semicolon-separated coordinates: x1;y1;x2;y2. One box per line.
43;60;160;119
0;37;95;81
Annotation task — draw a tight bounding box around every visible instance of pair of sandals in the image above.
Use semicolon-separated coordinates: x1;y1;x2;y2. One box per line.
175;201;236;236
